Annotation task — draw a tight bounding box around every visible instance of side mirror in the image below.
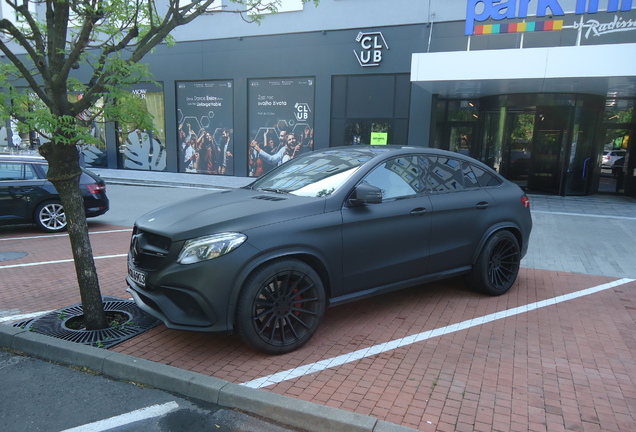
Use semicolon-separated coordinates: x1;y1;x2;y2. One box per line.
349;183;383;206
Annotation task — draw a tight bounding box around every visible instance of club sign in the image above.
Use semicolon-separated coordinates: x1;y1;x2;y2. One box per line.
354;31;389;67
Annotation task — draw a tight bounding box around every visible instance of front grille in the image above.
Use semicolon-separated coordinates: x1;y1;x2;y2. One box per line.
130;228;172;271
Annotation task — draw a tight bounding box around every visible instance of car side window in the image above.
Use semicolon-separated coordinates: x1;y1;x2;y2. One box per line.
463;163;480;190
361;156;421;200
0;162;35;181
428;156;465;192
471;165;502;187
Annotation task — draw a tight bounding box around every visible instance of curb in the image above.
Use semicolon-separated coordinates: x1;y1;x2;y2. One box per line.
0;325;418;432
100;177;230;190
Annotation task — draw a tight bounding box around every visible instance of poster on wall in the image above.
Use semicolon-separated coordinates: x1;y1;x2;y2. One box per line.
176;80;234;175
248;77;315;177
118;82;167;171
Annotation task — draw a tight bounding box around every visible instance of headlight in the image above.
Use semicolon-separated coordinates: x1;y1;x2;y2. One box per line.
177;233;247;265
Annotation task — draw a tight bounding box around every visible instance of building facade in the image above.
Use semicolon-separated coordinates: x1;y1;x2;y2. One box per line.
2;0;636;196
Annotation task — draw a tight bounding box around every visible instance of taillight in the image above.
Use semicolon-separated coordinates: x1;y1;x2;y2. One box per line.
521;195;530;209
86;183;105;194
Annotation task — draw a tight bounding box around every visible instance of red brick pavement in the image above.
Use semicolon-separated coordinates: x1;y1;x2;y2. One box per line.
1;226;635;431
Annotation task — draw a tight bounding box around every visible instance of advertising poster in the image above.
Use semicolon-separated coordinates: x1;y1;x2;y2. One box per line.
118;82;167;171
176;80;234;175
248;77;315;177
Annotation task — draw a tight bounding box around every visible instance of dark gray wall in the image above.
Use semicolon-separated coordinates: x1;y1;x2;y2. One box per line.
129;23;435;176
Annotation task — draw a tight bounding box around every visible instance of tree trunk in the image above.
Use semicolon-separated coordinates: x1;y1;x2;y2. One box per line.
40;141;108;330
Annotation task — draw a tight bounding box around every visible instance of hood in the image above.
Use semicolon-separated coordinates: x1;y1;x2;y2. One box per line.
134;188;326;241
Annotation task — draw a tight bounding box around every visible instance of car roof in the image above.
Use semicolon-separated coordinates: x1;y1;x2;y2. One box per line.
0;154;47;163
319;145;472;157
317;145;496;169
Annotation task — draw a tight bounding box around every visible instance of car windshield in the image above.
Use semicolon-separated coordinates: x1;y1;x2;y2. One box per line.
248;149;378;197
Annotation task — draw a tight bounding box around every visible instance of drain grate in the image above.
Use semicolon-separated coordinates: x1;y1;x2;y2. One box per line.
13;297;160;349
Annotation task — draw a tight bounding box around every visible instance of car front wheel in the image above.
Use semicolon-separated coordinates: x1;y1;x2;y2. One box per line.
469;230;521;296
237;258;326;354
35;200;67;232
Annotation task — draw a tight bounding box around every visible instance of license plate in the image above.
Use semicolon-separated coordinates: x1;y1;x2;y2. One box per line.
128;267;147;287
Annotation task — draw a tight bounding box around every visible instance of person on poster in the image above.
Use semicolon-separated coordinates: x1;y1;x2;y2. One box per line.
300;126;313;154
249;137;265;177
193;128;214;174
217;128;233;175
251;131;301;167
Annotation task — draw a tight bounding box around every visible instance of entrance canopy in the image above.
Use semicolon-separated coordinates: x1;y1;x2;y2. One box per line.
410;43;636;99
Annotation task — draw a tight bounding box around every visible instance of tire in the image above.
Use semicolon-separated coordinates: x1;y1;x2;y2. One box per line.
236;258;326;354
34;200;67;232
468;230;520;296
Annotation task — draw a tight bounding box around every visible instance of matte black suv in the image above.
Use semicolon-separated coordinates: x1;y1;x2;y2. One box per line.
127;146;532;354
0;155;109;232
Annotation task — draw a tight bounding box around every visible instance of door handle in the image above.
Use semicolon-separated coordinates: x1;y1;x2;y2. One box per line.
410;208;428;216
475;201;489;210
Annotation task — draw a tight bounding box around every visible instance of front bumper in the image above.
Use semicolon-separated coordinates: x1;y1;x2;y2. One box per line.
125;241;260;333
126;276;220;332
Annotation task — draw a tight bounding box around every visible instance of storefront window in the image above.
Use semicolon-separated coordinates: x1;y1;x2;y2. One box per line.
345;120;392;145
117;83;166;171
604;99;634;124
447;100;479;122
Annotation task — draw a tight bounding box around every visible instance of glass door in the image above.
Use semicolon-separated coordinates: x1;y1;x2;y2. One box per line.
501;112;534;189
527;107;570;194
449;124;476;158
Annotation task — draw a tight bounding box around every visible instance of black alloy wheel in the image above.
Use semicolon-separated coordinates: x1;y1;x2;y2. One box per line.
469;230;521;296
237;258;326;354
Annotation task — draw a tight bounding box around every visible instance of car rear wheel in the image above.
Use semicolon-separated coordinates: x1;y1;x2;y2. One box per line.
237;258;326;354
469;230;520;296
35;200;67;232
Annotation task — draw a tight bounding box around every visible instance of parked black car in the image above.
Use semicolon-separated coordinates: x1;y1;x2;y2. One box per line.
0;155;109;232
127;146;532;354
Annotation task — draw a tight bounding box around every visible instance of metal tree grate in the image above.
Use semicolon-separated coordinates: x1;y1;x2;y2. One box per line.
13;297;160;349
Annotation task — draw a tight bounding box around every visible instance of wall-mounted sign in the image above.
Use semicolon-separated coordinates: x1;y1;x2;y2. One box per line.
354;31;389;67
465;0;635;37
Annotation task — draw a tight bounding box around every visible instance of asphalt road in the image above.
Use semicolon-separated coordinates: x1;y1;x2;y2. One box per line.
90;183;215;227
0;348;304;432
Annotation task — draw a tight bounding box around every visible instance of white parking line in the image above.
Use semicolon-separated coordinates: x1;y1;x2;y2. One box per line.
0;311;54;323
59;401;179;432
0;228;132;242
0;254;127;270
241;277;636;389
531;210;636;221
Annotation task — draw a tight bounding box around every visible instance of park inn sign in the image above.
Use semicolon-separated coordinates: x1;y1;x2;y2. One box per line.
465;0;635;35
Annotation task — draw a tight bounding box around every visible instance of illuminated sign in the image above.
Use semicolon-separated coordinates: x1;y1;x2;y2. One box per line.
354;31;389;67
370;132;388;145
466;0;634;35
